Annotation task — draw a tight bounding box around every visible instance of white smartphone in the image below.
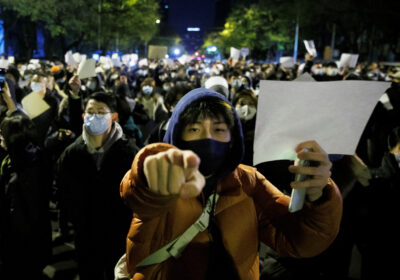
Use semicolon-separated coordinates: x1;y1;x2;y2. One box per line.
288;148;312;213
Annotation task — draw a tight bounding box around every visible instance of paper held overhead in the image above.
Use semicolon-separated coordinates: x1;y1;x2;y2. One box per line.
253;80;390;165
338;53;359;69
65;51;77;66
240;48;250;58
279;57;295;68
138;58;148;67
112;58;122;68
77;59;96;80
0;58;9;68
21;92;51;119
303;40;317;57
148;45;168;60
230;47;240;61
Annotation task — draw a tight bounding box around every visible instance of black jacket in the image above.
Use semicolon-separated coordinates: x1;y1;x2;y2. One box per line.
55;134;139;278
0;143;52;278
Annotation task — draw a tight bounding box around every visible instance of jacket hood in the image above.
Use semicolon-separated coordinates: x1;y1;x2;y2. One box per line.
163;88;244;177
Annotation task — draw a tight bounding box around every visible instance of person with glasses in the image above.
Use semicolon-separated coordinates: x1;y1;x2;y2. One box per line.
54;92;140;280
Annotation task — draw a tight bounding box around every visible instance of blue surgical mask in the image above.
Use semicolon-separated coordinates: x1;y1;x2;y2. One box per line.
86;81;96;90
83;114;110;135
31;82;43;92
232;79;242;89
163;85;171;92
180;138;230;176
142;85;153;95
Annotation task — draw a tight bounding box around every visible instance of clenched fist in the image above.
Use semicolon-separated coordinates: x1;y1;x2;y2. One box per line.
143;148;206;198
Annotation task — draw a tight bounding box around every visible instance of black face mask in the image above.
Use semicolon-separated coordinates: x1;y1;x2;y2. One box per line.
180;138;230;177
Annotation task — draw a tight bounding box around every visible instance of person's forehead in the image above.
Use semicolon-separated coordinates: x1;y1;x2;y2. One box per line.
86;99;109;110
238;96;254;103
191;115;226;124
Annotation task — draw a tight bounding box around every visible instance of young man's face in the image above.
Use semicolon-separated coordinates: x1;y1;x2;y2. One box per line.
181;116;231;143
83;99;116;133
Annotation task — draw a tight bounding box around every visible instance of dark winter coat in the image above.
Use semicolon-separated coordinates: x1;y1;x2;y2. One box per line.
0;143;52;279
55;133;139;279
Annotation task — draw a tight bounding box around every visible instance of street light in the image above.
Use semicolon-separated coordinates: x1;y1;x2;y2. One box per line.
173;48;181;56
156;19;160;24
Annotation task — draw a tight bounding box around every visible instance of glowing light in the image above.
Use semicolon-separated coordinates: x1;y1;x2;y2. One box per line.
92;53;100;61
173;48;181;56
156;19;160;24
207;46;217;52
187;27;200;32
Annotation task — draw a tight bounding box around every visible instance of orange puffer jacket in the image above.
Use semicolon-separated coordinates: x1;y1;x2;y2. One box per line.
120;143;343;280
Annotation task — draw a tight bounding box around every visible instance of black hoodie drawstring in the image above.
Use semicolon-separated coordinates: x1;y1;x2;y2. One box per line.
205;186;240;280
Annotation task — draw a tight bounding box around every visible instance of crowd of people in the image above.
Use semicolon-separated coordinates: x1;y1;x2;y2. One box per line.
0;52;399;280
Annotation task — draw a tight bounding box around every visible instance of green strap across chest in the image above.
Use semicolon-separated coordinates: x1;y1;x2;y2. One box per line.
136;193;220;268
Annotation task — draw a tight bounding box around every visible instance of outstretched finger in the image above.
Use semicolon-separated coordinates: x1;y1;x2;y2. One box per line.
182;150;201;177
180;171;205;198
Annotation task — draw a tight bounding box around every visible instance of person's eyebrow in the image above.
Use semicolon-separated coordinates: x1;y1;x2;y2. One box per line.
213;120;227;125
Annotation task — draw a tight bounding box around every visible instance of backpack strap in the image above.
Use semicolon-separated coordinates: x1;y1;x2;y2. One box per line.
137;193;220;268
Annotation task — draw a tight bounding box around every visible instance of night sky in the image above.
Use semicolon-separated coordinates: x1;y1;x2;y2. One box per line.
166;0;230;53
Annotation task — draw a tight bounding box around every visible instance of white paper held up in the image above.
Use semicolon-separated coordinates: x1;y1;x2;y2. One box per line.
0;58;9;68
253;80;390;165
279;57;295;68
240;48;250;58
78;59;96;80
303;40;317;57
230;47;240;61
338;53;359;69
65;51;77;66
21;92;50;119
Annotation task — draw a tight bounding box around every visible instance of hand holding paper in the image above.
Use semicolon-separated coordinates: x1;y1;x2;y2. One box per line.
68;75;81;96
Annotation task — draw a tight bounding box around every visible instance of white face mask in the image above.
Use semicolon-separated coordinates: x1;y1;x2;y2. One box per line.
326;68;339;76
235;105;257;121
232;79;242;89
31;82;44;93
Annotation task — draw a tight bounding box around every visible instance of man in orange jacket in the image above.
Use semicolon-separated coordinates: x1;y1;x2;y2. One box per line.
119;88;342;280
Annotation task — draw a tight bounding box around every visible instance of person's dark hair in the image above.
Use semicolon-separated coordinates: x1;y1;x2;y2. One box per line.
178;97;235;138
229;70;242;79
0;113;40;168
6;66;20;83
388;126;400;151
164;83;191;108
83;91;117;112
232;89;257;107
